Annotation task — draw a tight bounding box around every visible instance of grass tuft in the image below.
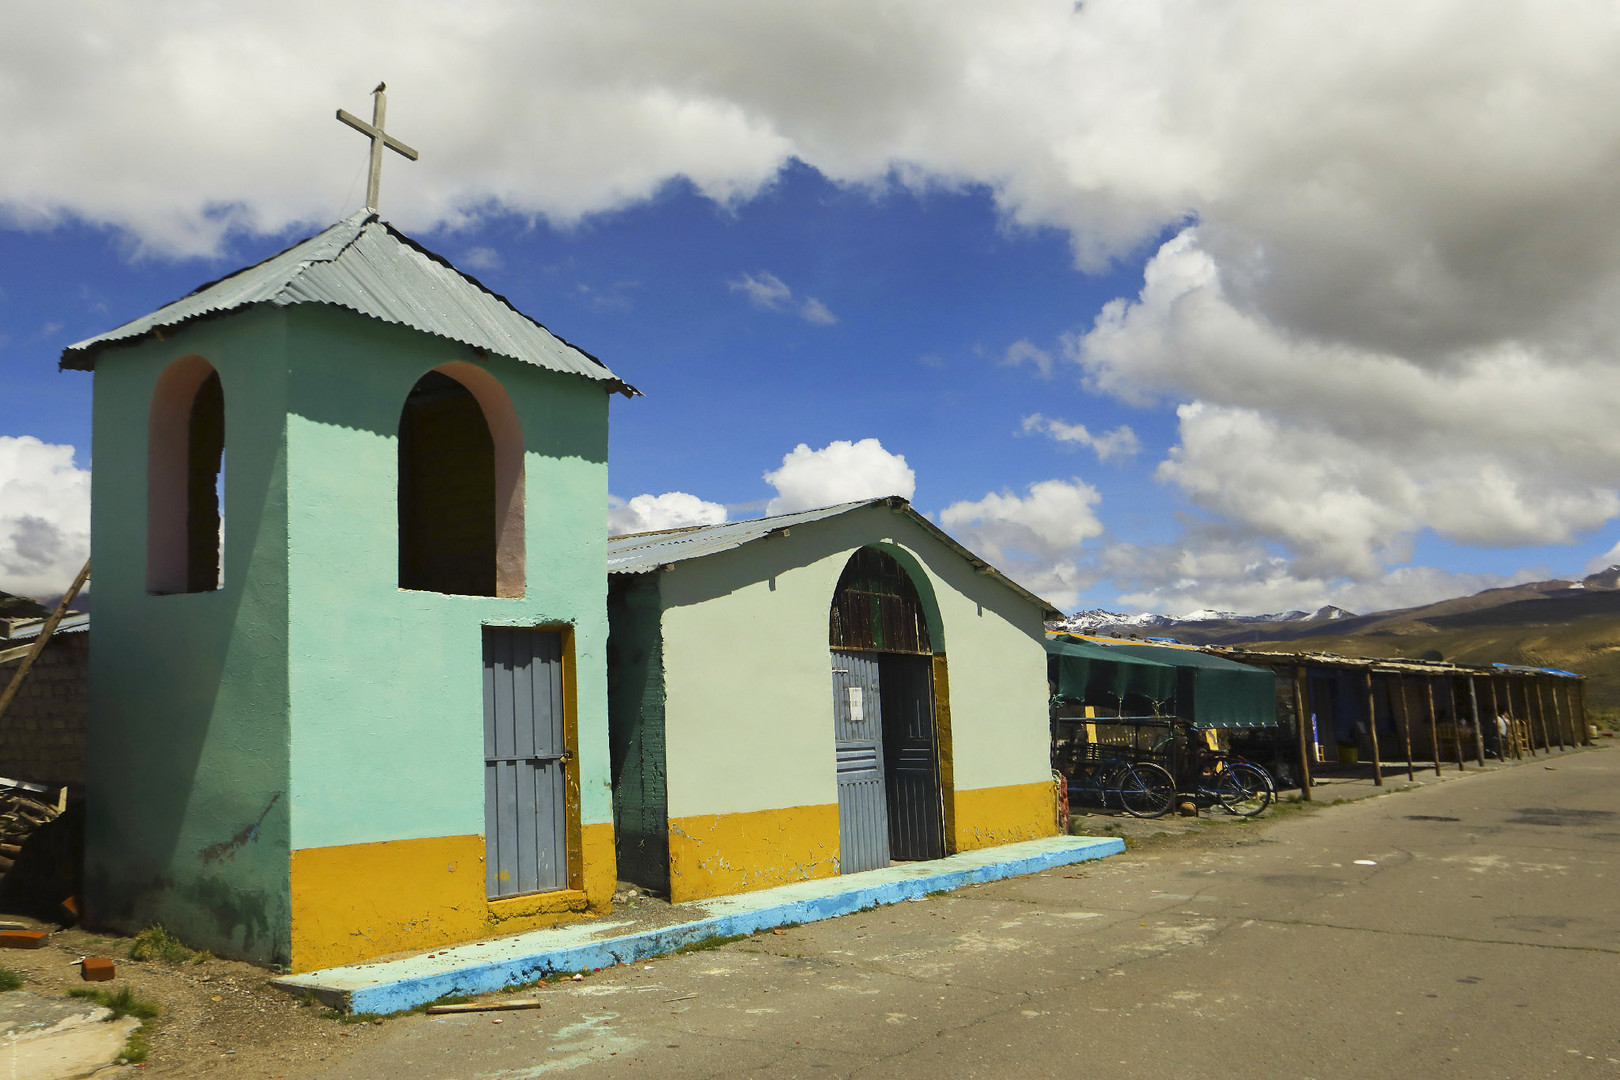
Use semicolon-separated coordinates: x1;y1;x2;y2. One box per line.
129;925;197;964
70;986;161;1065
0;967;21;992
671;933;747;956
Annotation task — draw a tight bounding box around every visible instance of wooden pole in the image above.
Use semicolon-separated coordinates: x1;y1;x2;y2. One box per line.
1467;677;1486;766
1544;681;1565;751
1293;665;1313;801
1485;678;1505;760
1552;681;1571;749
1394;674;1416;781
1535;681;1553;751
0;561;90;725
1364;669;1384;787
1424;678;1443;776
1575;680;1593;745
1516;678;1536;757
1447;677;1466;772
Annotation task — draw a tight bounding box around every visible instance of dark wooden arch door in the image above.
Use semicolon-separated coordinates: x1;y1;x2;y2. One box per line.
830;548;945;870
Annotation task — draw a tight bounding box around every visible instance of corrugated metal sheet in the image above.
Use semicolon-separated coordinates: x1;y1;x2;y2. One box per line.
61;212;635;396
607;496;1061;619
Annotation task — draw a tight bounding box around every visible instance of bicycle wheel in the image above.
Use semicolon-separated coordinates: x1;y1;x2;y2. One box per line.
1213;761;1273;817
1116;762;1176;818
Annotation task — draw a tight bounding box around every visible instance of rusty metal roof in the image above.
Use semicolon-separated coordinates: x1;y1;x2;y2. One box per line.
60;211;636;396
607;496;1061;618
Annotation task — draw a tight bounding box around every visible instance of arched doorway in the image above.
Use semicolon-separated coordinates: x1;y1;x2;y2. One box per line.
829;546;945;873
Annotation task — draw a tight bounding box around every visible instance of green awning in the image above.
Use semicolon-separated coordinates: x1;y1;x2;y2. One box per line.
1046;637;1178;718
1046;636;1279;728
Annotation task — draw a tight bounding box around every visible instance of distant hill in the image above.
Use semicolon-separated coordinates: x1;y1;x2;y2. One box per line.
1060;568;1620;715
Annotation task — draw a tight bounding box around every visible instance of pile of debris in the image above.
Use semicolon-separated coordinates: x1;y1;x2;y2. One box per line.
0;779;63;876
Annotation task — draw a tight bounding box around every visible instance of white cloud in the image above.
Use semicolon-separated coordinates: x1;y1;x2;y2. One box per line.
764;439;914;515
938;478;1105;607
728;271;836;325
799;297;837;325
608;491;727;536
1001;339;1053;378
728;271;792;311
1021;413;1139;463
1100;531;1552;619
8;2;1620;611
459;246;501;271
0;437;90;599
1070;231;1620;581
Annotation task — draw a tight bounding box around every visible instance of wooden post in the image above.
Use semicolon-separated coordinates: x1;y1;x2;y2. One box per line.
1575;680;1593;745
1424;678;1443;776
1485;678;1505;760
0;561;90;725
1467;677;1486;766
1293;665;1313;801
1535;681;1553;751
1552;681;1571;749
1447;677;1466;771
1364;669;1384;787
1516;678;1536;757
1394;674;1416;781
1545;681;1567;751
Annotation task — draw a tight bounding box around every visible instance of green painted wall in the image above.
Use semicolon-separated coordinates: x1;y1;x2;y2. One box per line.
281;306;614;852
85;309;293;966
606;574;668;892
651;503;1051;820
83;301;616;966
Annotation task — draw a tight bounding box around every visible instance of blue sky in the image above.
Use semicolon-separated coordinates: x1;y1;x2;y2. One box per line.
4;2;1620;614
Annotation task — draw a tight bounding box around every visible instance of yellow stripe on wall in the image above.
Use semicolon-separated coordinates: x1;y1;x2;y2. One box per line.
668;804;840;903
288;823;614;971
950;781;1059;853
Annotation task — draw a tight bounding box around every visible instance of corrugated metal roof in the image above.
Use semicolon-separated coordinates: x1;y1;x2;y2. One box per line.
60;212;636;396
607;496;1061;618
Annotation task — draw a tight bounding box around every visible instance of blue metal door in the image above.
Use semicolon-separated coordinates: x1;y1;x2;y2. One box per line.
832;649;890;873
484;627;568;898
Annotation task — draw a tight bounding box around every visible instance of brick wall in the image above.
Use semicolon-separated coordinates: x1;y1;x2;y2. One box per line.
0;633;87;787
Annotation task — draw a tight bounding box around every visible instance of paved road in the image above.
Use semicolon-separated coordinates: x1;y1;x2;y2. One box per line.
313;748;1620;1079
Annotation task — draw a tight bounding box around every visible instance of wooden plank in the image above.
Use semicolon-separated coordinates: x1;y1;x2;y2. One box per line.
1363;671;1383;787
1424;679;1443;776
0;561;89;725
425;999;543;1015
1293;666;1312;801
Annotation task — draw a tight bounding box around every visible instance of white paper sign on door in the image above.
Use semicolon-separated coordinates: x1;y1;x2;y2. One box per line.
847;685;864;723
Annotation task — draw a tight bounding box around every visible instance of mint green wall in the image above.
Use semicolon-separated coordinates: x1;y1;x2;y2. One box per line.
85;309;293;966
83;301;616;966
654;504;1051;820
283;307;613;853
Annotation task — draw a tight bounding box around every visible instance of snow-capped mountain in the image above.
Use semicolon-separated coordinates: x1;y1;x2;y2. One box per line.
1054;604;1357;635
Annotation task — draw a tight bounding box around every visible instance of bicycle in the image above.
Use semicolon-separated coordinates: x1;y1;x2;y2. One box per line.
1058;741;1176;819
1153;722;1276;817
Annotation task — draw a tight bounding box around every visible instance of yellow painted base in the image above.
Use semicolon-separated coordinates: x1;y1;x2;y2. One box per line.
668;804;840;903
288;823;615;972
950;781;1059;853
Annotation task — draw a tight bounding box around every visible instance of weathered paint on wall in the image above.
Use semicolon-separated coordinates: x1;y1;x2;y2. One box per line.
666;804;839;903
642;502;1053;900
282;307;614;852
85;309;294;966
85;302;620;969
949;781;1057;852
287;823;614;971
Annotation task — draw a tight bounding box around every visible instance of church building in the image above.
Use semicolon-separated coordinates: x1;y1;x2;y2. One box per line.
61;208;634;971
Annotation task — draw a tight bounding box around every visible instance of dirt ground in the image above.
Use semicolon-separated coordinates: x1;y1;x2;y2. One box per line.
0;754;1566;1077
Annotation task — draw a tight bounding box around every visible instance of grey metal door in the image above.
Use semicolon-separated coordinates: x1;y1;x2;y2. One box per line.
880;654;943;860
484;627;568;898
832;649;890;873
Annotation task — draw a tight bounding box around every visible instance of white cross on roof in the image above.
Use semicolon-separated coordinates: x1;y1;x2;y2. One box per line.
336;82;419;213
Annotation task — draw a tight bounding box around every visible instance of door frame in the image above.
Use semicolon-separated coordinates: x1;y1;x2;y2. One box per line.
482;622;583;903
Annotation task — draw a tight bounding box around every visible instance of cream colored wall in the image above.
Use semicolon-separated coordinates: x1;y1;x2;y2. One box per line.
656;504;1051;820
